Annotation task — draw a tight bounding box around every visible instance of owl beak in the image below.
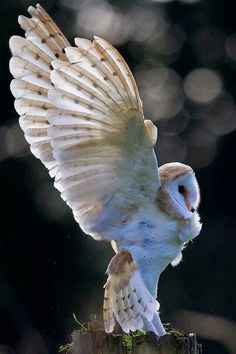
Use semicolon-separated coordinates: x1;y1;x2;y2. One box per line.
185;198;195;213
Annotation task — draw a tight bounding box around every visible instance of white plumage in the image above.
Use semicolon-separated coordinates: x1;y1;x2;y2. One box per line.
9;4;202;336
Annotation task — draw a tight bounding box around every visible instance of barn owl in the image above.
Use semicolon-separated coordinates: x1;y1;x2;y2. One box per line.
9;4;202;336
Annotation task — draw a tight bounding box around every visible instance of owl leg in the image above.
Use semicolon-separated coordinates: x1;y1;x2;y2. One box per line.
142;313;166;337
151;313;166;336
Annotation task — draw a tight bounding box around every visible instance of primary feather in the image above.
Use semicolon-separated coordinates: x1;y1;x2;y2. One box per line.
9;4;70;177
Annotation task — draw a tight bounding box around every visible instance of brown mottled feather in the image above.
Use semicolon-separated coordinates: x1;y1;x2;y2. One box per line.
104;251;159;333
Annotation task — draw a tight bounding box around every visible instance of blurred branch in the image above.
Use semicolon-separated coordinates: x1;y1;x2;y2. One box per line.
173;310;236;354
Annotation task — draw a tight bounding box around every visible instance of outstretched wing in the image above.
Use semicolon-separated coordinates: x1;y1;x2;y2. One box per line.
9;4;160;240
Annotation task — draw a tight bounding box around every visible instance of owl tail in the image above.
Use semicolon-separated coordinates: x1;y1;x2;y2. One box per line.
103;251;165;336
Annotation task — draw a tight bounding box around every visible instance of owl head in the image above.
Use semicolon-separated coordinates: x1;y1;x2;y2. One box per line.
157;162;200;221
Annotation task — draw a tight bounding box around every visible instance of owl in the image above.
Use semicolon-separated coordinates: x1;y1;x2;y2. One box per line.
9;4;202;336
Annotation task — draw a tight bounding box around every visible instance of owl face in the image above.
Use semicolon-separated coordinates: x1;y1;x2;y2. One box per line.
157;162;200;220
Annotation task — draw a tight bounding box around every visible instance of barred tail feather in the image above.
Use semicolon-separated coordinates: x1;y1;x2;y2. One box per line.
103;286;115;333
103;251;161;335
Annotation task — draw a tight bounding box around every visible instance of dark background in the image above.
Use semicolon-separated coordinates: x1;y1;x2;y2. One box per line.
0;0;236;353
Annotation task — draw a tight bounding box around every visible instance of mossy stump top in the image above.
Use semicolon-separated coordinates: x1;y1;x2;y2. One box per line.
61;321;202;354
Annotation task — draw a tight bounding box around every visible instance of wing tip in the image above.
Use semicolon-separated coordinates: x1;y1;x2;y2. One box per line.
18;14;30;30
27;5;36;16
74;37;92;50
9;35;17;53
28;3;44;16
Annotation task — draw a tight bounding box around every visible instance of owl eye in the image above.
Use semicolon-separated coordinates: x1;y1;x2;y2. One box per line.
178;185;185;195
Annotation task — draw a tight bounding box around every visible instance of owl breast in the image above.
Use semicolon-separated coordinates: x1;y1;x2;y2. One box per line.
114;203;188;295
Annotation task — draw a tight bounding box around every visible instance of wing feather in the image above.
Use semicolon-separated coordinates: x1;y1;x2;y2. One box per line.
9;4;160;241
52;59;127;116
50;67;122;116
9;4;69;177
71;38;132;108
93;36;142;111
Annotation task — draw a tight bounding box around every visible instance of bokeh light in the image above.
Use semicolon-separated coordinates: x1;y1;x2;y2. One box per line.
204;94;236;136
145;25;185;65
5;124;29;158
129;7;161;43
184;68;223;104
75;0;130;45
0;124;29;160
136;64;185;120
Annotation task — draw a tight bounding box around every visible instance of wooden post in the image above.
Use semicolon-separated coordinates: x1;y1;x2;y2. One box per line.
61;322;202;354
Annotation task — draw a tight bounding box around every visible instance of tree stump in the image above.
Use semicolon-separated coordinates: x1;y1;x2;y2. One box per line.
60;322;202;354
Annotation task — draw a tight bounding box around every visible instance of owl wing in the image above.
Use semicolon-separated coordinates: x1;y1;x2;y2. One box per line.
9;4;160;241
